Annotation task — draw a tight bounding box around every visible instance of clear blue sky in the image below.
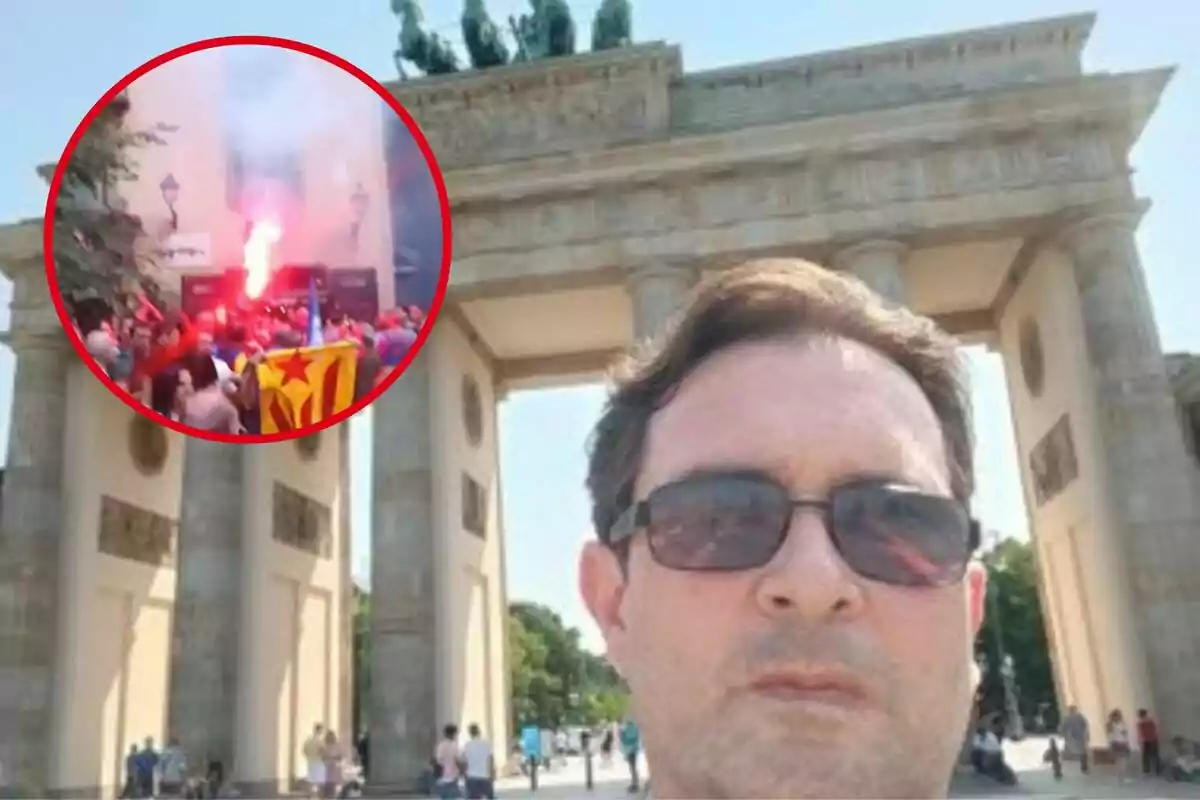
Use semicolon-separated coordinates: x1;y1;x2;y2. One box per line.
2;1;1198;652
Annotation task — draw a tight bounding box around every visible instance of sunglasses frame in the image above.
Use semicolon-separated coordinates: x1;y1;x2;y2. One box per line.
608;473;981;585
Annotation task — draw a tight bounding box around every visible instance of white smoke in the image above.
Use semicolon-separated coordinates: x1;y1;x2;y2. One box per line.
208;44;385;182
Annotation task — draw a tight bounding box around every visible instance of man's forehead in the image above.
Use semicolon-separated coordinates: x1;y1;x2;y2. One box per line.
637;336;948;494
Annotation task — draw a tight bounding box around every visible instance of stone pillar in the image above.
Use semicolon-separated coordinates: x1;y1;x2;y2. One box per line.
369;351;439;790
338;422;354;744
167;440;244;775
626;263;698;342
0;262;73;794
1060;210;1200;739
832;240;908;305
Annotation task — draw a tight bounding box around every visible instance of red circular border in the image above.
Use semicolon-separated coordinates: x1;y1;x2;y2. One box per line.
41;35;452;444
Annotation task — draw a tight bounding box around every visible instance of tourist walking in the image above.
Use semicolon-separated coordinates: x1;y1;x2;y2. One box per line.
619;718;641;794
1061;705;1091;774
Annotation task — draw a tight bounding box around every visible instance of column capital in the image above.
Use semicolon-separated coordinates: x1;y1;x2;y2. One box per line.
0;220;43;276
1057;201;1149;261
1;328;72;355
830;239;909;272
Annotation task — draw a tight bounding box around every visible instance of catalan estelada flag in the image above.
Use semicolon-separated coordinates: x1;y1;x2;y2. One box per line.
257;342;358;434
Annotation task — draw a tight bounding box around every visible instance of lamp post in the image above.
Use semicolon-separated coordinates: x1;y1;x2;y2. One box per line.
159;173;180;232
350;183;369;248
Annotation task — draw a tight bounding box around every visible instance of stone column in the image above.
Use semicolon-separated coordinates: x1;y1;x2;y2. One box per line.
368;350;438;790
167;440;244;776
626;263;698;342
832;240;908;305
1060;210;1200;739
0;263;73;794
338;422;354;744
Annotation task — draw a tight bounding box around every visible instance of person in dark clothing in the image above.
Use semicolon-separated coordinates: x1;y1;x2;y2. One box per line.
356;731;369;780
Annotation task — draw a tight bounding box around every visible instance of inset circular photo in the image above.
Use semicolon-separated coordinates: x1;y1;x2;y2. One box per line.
43;36;451;442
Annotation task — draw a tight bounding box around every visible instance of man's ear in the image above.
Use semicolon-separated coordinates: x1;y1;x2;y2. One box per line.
966;561;987;635
579;541;629;676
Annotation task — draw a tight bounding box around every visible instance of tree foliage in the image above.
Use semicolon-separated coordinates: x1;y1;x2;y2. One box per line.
351;592;628;734
509;601;628;730
974;538;1058;727
352;584;371;734
45;93;177;313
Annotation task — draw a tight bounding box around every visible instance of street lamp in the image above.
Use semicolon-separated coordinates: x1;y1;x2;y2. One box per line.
350;183;369;247
159;173;180;232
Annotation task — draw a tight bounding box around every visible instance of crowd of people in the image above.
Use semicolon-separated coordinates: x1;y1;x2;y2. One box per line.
72;293;428;434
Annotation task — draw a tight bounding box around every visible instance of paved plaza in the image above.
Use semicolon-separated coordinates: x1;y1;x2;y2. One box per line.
492;739;1200;799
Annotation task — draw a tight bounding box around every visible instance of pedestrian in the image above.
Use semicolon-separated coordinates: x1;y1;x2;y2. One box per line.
303;724;327;797
322;729;346;799
1137;708;1161;776
1107;709;1133;782
600;726;614;768
462;723;495;800
619;718;641;794
1061;705;1091;774
1042;737;1063;781
158;737;188;797
434;723;465;799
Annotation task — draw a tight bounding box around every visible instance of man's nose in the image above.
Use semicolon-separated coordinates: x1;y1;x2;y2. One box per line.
752;508;865;620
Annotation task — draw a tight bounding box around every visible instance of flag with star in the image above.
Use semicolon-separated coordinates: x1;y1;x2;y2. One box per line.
256;342;358;434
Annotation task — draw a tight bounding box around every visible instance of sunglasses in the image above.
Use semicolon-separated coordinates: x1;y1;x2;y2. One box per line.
609;470;979;588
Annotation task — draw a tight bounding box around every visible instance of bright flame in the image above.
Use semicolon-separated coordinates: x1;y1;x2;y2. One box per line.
243;220;282;299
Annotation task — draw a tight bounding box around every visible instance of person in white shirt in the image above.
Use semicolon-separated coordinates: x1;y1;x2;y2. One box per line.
1107;709;1133;782
157;737;188;797
461;724;495;800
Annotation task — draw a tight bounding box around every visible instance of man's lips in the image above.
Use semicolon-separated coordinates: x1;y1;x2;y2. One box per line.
745;667;872;708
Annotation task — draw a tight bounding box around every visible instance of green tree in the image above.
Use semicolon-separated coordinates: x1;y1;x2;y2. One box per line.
352;584;372;734
46;93;178;312
975;538;1058;727
508;601;629;730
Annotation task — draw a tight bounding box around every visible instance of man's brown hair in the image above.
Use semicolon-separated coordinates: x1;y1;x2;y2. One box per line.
585;258;974;545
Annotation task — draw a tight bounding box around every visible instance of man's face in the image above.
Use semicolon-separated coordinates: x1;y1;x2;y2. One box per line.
581;337;985;799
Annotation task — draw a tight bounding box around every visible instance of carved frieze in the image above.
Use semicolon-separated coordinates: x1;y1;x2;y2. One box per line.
450;128;1119;258
98;495;176;567
272;481;332;558
394;47;677;168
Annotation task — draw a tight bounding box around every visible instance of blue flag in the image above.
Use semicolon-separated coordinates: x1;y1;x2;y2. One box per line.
307;276;323;346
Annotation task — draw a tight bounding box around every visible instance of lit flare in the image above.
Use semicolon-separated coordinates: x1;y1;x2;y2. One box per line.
243;220;281;299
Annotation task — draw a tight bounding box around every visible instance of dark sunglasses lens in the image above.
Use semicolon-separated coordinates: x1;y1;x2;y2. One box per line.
646;475;790;571
831;486;971;587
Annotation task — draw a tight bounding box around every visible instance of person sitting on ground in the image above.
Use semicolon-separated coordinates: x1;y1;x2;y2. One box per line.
1168;737;1200;782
